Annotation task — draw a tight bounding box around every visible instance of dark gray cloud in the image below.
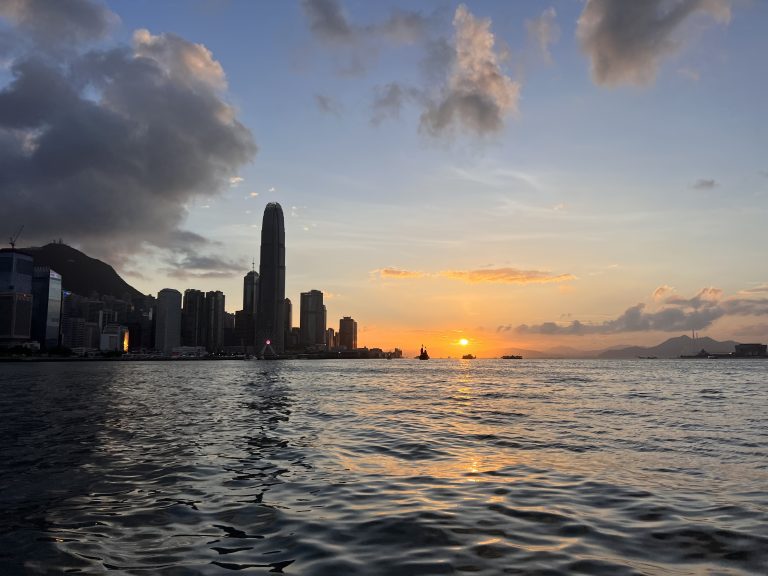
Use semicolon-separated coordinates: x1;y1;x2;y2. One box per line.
164;251;246;279
314;93;342;116
420;5;520;138
0;17;257;263
301;0;431;46
577;0;731;87
370;83;422;125
301;0;354;43
0;0;117;48
692;178;717;189
517;288;768;335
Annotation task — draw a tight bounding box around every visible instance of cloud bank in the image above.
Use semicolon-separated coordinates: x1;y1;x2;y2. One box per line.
517;288;768;335
0;1;257;269
577;0;731;86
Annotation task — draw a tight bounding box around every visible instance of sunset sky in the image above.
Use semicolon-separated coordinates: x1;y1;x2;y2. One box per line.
2;0;767;356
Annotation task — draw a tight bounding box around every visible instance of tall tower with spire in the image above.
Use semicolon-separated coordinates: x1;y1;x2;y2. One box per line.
255;202;286;354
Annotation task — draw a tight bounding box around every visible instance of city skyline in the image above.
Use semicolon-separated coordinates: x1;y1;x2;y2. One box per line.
1;1;767;357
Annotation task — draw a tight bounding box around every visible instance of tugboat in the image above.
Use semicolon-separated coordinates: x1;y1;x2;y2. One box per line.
417;345;430;360
461;354;476;359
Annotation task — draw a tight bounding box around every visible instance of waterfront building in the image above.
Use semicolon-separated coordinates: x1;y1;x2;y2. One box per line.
255;203;286;354
284;297;292;348
205;290;226;353
300;290;325;348
326;327;336;350
243;270;259;315
339;316;357;350
31;266;62;349
155;288;182;354
100;323;129;352
61;316;85;349
182;289;206;347
0;249;34;346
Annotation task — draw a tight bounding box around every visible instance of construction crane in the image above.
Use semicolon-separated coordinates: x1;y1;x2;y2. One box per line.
9;225;24;250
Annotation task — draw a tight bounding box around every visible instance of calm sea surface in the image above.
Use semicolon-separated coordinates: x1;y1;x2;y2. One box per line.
0;359;766;575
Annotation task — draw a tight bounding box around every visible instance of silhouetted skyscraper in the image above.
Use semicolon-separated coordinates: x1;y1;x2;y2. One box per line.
255;203;285;354
300;290;325;348
155;288;181;354
205;290;225;353
339;316;357;350
243;270;259;315
182;289;206;347
284;297;292;349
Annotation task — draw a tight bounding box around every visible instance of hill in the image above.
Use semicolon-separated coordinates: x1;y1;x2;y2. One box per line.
597;335;739;359
19;243;143;301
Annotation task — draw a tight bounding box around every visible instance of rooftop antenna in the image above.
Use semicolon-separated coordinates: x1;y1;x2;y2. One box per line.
252;258;255;272
9;224;24;251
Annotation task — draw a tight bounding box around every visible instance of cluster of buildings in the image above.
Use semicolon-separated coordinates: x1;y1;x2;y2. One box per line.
1;203;399;359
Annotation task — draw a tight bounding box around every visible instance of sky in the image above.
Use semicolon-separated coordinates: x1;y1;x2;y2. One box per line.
1;0;767;357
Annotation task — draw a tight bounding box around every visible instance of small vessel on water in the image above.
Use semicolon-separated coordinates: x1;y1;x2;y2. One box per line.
417;345;430;360
501;355;522;359
462;354;476;360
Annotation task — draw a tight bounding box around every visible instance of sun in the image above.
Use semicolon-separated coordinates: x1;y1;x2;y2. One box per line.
459;338;469;346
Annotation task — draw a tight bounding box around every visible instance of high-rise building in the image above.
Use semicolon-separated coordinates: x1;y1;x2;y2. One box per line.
326;327;335;350
339;316;357;350
31;266;62;350
155;288;181;354
205;290;225;353
300;290;325;348
284;297;292;348
255;203;286;354
243;270;259;315
182;289;206;347
0;249;34;345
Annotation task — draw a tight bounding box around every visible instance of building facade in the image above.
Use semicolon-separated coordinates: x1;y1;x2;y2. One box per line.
300;289;325;349
31;266;62;350
339;316;357;350
255;203;286;354
155;288;182;354
205;290;226;353
0;250;34;345
182;289;207;347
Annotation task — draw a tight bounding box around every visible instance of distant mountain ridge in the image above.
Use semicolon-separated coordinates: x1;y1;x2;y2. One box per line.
504;335;742;359
597;335;739;359
20;243;143;300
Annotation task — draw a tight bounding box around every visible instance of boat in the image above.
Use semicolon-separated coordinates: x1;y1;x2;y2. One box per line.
461;354;476;360
501;355;522;359
417;345;430;360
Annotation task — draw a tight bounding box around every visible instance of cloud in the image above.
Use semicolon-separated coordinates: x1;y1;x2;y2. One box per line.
301;0;354;43
229;176;244;187
526;7;559;63
370;82;421;125
314;93;342;115
0;0;118;49
517;287;768;335
0;12;257;263
420;5;520;137
440;268;575;284
301;0;430;46
165;251;245;279
692;178;717;189
653;284;676;300
374;267;427;279
678;66;700;81
577;0;731;87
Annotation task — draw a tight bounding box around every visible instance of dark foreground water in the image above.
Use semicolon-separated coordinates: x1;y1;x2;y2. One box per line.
0;360;766;575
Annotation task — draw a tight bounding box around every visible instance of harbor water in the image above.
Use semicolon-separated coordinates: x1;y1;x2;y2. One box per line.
1;359;766;575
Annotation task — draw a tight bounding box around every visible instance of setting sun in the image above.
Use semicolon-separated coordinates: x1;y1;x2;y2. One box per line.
459;338;469;346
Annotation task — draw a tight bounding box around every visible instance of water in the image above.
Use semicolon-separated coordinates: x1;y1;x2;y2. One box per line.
1;359;766;575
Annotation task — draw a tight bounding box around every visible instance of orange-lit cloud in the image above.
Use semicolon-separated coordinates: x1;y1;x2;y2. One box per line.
440;268;575;284
375;267;428;279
